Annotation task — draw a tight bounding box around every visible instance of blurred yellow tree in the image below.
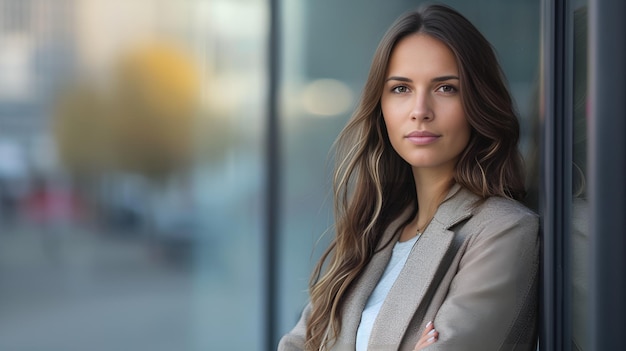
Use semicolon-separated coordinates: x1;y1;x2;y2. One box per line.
54;42;200;178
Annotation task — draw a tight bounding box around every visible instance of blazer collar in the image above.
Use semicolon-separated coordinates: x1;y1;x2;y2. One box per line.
436;183;481;229
335;184;480;349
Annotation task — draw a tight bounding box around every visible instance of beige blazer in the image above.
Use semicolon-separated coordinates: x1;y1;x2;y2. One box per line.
279;184;539;351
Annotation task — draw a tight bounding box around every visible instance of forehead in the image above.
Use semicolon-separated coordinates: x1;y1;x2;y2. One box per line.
387;33;458;75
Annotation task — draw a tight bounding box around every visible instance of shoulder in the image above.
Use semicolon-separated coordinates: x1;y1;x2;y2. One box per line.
475;196;538;222
442;185;538;229
465;196;539;244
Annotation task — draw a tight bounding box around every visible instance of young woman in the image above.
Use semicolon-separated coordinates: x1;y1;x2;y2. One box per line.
279;4;539;351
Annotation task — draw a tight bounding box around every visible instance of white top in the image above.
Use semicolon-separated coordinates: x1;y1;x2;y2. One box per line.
355;234;420;351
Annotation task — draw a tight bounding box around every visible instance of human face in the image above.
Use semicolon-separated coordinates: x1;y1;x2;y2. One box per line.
381;33;470;176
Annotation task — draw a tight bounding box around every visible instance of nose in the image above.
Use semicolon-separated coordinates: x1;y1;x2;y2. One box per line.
409;91;432;121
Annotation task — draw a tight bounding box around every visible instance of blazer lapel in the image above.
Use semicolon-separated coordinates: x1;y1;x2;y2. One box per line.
334;210;410;348
367;185;478;348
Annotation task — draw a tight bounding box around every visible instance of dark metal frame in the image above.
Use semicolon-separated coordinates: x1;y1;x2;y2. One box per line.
266;0;281;349
540;0;573;349
588;1;626;350
542;0;626;350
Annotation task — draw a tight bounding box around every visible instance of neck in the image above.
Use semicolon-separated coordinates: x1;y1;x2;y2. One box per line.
413;168;454;231
399;167;454;241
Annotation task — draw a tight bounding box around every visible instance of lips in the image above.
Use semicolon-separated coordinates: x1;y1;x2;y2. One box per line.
405;130;440;145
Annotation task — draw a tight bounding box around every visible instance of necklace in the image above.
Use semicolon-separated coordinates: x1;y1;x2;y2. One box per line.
416;215;436;235
414;188;448;236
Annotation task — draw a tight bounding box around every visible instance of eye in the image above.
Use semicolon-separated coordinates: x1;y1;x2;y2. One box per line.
436;84;458;93
391;85;410;94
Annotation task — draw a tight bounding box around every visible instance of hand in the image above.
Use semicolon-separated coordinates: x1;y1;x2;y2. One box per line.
413;321;438;350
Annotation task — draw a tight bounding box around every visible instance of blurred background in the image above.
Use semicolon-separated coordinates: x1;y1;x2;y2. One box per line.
0;0;540;350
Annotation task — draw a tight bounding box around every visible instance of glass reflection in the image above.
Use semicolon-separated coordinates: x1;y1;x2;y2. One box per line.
571;3;589;351
0;0;266;350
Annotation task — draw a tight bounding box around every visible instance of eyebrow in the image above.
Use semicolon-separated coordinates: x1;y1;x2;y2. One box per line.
385;75;460;83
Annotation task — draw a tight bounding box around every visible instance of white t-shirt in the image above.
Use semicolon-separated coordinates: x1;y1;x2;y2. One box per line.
355;234;420;351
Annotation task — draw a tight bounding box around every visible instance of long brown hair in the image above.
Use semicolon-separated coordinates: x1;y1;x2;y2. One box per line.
305;4;525;350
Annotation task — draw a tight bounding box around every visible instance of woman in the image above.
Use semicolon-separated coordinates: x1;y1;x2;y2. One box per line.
279;4;539;351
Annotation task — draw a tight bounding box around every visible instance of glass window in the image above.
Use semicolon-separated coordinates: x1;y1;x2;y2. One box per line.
0;1;267;350
0;0;545;349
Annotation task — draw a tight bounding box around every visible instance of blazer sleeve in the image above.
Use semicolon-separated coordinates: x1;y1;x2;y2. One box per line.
278;303;311;351
426;209;539;351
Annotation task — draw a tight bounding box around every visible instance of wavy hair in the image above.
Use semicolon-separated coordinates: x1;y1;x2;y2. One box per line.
305;4;525;350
